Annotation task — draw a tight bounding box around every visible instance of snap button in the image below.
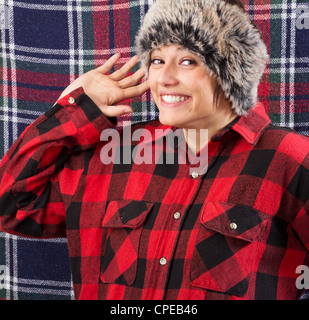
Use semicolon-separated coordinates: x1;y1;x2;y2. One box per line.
68;97;75;104
174;212;181;220
191;171;198;179
159;257;167;266
230;222;237;230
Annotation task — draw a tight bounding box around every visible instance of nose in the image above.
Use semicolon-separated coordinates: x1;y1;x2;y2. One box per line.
157;63;179;87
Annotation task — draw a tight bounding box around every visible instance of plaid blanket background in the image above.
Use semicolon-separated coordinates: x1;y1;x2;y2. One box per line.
0;0;308;300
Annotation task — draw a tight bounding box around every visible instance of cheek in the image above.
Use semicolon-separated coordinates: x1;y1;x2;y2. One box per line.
147;69;157;86
195;81;215;103
148;74;158;97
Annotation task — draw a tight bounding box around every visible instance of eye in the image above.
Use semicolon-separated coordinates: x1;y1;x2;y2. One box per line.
150;58;164;65
181;59;196;66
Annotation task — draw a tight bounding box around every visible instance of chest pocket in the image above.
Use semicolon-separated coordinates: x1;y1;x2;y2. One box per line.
100;200;154;286
190;201;269;297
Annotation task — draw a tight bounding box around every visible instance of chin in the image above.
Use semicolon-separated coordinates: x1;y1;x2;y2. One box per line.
158;115;180;127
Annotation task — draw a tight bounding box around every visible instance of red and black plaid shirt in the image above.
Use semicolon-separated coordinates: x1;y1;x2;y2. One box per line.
0;87;308;300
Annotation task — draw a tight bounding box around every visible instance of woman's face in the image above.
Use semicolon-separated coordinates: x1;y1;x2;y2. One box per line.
148;44;232;129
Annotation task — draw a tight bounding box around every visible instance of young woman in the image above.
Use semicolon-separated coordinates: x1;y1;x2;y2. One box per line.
0;0;308;300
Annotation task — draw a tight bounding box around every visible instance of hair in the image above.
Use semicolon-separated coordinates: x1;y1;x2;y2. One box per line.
213;83;224;109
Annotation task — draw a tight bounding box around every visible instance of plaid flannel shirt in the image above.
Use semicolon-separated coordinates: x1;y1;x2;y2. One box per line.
0;87;308;300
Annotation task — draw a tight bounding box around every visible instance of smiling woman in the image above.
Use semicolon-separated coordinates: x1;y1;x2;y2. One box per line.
147;45;237;140
0;0;308;301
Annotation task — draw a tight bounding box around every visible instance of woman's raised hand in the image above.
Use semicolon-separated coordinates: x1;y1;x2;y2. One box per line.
58;54;149;117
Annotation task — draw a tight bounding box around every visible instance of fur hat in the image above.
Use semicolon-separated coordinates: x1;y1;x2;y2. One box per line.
135;0;268;115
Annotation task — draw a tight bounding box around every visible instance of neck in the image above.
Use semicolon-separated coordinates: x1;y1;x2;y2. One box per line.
183;128;209;155
183;104;238;154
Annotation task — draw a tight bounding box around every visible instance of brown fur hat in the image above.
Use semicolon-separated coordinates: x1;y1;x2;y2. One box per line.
135;0;268;115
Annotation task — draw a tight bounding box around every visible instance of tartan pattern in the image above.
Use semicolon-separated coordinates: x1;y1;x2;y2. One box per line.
0;0;308;300
0;233;74;300
101;200;154;286
191;202;269;296
0;89;308;300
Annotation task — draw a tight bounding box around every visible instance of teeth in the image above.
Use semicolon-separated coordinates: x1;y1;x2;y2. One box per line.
162;95;188;104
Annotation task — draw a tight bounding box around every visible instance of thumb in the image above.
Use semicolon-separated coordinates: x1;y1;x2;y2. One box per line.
99;105;133;117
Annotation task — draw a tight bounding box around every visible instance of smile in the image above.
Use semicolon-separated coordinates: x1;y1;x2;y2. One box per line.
161;95;190;104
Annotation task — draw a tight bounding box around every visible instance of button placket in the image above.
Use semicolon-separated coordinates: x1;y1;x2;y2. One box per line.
173;212;181;220
159;257;167;266
191;171;199;179
230;222;238;230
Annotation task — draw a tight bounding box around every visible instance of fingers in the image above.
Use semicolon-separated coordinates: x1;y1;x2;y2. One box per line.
96;53;140;79
110;55;140;81
98;78;149;118
118;68;146;89
102;55;150;100
95;53;146;90
96;53;121;74
87;53;149;118
122;80;150;100
101;105;133;118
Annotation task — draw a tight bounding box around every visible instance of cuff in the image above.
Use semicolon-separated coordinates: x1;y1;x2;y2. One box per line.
57;87;117;144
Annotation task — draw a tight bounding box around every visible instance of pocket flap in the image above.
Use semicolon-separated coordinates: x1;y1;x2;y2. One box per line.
200;202;269;242
102;200;154;229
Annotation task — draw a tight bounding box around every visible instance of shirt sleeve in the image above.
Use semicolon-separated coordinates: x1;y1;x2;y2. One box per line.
290;149;309;252
292;198;309;252
0;87;116;238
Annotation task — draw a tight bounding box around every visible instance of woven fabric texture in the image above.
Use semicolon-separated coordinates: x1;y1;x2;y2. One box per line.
0;0;308;300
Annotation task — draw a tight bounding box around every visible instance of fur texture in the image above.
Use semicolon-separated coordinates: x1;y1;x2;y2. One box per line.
135;0;268;115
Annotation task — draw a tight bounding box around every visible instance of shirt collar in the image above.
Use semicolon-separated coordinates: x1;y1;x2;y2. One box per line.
229;102;271;145
142;102;271;146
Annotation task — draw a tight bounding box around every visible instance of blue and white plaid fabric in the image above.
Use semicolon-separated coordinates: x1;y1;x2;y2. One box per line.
0;0;308;300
